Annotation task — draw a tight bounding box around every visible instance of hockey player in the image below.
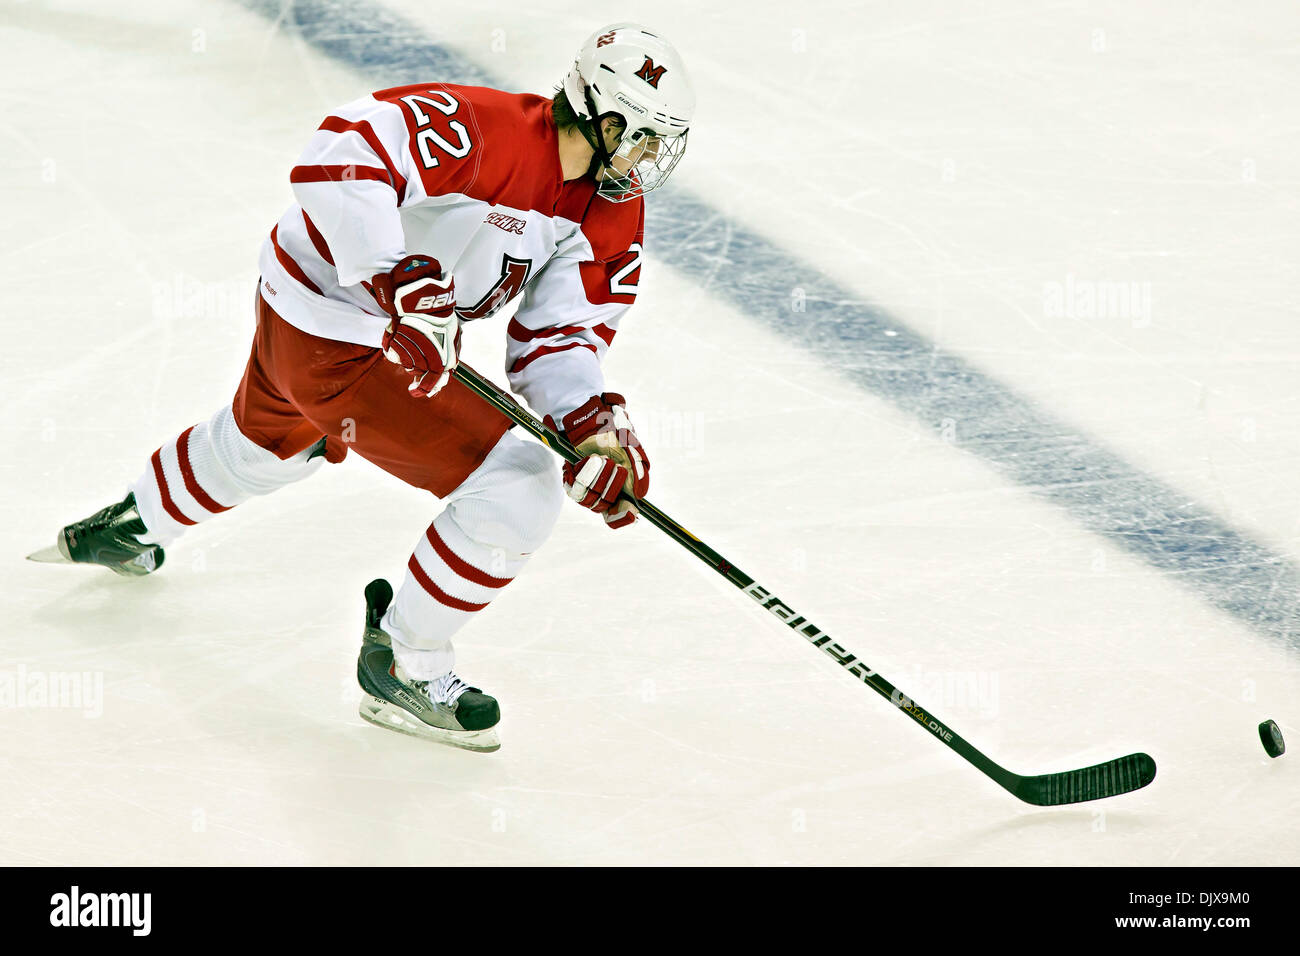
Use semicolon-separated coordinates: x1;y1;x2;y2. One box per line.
34;23;695;752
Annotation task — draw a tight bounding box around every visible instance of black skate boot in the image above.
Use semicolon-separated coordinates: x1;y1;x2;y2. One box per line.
27;492;164;577
356;579;501;752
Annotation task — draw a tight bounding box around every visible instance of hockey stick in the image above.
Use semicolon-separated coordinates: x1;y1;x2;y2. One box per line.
452;364;1156;805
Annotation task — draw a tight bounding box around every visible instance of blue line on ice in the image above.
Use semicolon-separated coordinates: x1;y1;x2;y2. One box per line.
238;0;1300;647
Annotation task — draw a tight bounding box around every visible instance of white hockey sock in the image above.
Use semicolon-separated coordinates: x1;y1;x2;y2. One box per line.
387;511;530;679
130;404;322;545
388;433;563;681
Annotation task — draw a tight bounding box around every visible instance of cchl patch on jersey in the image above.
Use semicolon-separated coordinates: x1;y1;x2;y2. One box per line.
484;211;526;235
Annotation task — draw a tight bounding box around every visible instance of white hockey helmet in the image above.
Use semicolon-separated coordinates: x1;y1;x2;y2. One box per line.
561;22;695;201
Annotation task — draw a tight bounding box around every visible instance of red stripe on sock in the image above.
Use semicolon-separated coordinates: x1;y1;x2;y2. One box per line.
407;555;490;612
425;524;513;589
150;447;196;526
176;426;232;515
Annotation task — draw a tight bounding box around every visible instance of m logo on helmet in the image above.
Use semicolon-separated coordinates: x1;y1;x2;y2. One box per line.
635;56;668;89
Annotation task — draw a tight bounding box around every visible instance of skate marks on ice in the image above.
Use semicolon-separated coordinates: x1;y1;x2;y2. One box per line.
644;200;1300;648
236;0;1300;648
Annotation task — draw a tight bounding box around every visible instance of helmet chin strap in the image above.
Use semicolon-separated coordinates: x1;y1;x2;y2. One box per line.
582;86;620;180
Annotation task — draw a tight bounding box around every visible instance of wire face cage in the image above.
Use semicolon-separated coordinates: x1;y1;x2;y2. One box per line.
596;127;689;201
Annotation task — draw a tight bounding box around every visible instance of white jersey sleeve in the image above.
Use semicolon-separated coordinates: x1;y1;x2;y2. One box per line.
288;95;422;286
505;229;643;422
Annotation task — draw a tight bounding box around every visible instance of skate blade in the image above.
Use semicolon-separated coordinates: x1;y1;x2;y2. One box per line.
26;545;72;564
25;544;159;576
358;695;501;753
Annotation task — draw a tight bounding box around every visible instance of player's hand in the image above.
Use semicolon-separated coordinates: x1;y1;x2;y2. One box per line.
549;394;650;530
370;255;460;398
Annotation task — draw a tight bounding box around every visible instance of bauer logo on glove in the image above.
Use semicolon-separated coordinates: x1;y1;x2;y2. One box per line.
369;255;461;399
549;393;650;530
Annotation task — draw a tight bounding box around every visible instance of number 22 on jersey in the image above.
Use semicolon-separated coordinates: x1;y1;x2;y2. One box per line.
399;93;472;169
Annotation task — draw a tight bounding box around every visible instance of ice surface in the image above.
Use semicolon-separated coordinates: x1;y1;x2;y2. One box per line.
2;0;1297;865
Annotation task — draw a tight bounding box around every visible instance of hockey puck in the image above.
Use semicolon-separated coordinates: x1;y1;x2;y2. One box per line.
1258;719;1285;758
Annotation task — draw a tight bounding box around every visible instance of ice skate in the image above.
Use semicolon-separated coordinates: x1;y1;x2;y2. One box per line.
355;579;501;752
27;492;164;577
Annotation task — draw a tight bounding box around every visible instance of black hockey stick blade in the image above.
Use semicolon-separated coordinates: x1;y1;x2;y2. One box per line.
1010;752;1156;806
450;363;1159;806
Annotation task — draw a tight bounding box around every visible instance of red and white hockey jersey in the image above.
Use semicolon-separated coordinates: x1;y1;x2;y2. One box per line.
258;83;644;421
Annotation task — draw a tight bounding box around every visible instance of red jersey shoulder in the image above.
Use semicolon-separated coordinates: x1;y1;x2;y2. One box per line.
562;187;644;263
370;84;562;211
574;196;644;306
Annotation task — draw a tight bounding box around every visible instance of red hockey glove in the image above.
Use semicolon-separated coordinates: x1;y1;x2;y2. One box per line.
370;255;460;398
548;393;650;530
